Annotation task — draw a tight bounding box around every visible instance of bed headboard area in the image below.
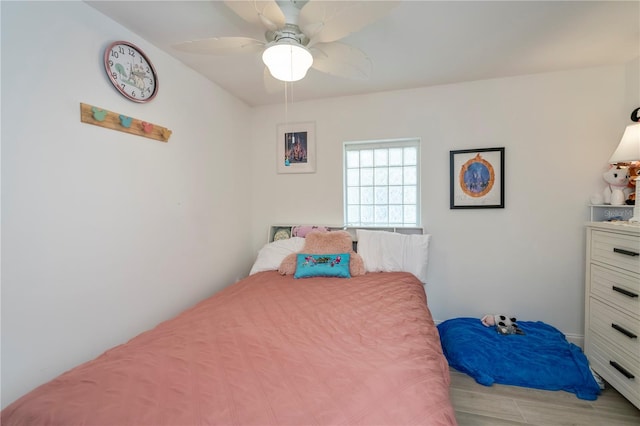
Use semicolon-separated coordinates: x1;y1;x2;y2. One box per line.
257;225;430;284
268;224;423;243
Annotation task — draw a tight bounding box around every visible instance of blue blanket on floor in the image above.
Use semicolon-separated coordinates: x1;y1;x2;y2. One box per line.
438;318;601;400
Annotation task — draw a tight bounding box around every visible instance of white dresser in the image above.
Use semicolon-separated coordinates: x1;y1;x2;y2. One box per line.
585;222;640;409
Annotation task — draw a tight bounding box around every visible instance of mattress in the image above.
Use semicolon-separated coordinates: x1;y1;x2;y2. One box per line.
2;271;456;425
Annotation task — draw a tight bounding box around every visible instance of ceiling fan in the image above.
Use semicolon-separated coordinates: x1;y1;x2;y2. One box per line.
172;0;397;89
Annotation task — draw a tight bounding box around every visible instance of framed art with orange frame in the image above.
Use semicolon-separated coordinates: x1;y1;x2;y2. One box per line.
450;147;505;209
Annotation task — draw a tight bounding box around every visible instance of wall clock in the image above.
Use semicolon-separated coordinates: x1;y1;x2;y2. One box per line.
104;41;158;103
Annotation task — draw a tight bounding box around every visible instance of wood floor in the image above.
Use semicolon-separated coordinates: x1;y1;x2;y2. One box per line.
449;368;640;426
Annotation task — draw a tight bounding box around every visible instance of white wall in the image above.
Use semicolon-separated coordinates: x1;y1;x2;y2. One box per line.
625;57;640;114
1;2;253;407
249;65;632;340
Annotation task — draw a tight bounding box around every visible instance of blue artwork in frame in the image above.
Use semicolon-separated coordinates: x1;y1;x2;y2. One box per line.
450;147;505;209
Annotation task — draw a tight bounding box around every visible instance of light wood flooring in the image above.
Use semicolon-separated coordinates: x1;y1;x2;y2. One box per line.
449;368;640;426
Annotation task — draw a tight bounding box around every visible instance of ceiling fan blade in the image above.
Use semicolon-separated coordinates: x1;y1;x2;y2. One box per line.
224;0;285;31
310;42;372;80
300;0;398;45
263;67;284;94
172;37;265;55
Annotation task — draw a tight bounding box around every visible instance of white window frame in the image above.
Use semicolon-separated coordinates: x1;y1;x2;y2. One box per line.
343;138;421;227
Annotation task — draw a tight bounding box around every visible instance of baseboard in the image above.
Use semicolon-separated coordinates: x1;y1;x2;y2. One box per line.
565;333;584;350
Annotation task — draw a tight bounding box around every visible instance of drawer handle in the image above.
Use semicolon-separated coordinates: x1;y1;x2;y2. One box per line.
611;323;638;339
612;286;639;298
613;247;639;257
609;361;635;380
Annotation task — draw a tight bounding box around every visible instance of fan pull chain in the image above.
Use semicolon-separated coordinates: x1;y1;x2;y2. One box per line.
284;81;295;121
284;81;288;127
283;81;289;166
283;81;296;166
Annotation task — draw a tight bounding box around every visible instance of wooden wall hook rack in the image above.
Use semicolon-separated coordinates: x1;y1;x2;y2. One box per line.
80;103;172;142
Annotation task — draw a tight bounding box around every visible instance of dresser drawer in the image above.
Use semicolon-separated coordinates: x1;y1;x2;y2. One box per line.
587;332;640;408
590;264;640;315
590;230;640;274
589;298;639;358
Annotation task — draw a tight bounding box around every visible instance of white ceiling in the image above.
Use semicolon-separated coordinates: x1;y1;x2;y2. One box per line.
87;1;639;107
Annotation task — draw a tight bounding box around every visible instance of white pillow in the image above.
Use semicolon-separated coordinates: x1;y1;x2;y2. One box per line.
356;229;431;283
249;237;306;275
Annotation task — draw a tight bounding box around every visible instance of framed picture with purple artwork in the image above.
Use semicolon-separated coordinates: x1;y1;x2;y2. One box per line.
276;121;316;174
450;147;505;209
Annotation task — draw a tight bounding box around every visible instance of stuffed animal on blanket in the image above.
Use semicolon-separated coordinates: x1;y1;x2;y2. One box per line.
481;314;525;335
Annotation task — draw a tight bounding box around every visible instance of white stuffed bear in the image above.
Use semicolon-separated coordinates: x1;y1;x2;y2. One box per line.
602;165;631;205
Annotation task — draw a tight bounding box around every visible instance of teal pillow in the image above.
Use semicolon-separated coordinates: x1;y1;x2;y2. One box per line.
294;253;351;279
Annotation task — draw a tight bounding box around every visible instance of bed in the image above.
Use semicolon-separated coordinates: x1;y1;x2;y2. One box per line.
2;229;456;425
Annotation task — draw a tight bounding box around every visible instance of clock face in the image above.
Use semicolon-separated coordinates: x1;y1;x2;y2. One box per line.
104;41;158;103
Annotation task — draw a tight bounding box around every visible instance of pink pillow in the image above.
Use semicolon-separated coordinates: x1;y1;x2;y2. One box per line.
279;230;365;277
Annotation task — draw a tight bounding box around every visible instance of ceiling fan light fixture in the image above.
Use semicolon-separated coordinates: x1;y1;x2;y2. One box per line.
262;41;313;82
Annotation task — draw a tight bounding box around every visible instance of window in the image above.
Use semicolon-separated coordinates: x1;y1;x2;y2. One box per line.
344;139;420;227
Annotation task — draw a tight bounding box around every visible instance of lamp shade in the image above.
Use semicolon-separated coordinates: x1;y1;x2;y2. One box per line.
609;123;640;163
262;41;313;82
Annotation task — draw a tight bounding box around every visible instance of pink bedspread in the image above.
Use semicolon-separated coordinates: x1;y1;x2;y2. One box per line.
2;271;456;425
